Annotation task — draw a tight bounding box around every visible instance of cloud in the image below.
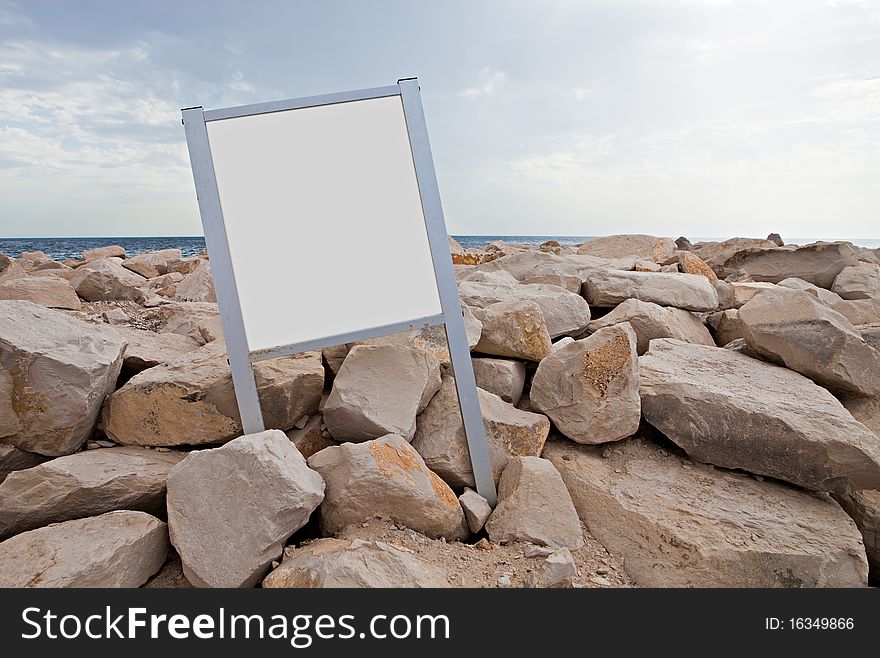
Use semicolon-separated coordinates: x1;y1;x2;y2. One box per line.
460;68;508;97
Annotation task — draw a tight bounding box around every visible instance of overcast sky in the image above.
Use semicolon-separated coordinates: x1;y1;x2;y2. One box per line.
1;0;878;239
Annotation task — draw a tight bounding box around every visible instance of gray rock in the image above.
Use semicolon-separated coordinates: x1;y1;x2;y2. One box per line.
102;341;323;447
639;339;880;493
308;433;468;541
485;456;584;549
166;430;325;588
583;270;718;311
175;261;217;303
471;357;526;404
264;538;449;588
833;490;880;578
412;376;550;489
531;324;640;445
153;301;223;344
112;326;201;374
587;298;714;355
545;438;868;587
459;487;492;533
324;345;441;442
0;301;126;456
857;323;880;352
472;299;552;361
0;510;169;587
0;446;183;539
711;241;859;288
738;288;880;396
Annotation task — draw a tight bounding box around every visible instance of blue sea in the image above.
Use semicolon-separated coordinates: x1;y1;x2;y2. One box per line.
0;235;877;261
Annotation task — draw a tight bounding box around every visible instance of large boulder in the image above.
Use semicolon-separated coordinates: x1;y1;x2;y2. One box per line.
485;456;584;549
834;491;880;577
583;270;718;311
0;444;46;483
472;299;552;361
263;538;450;588
166;430;325;588
711;242;859;288
839;394;880;437
0;447;182;539
323;345;441;442
586;299;714;355
112;326;202;375
0;277;81;310
458;280;591;338
531;324;640;444
692;237;778;268
639;339;880;493
706;309;744;346
153;301;223;344
779;277;880;326
677;251;717;283
70;258;149;302
471;357;526;404
122;248;182;278
82;245;126;261
102;341;323;447
0;510;169;588
738;288;880;396
412;376;550;489
577;234;677;263
545;438;868;587
175;261;217;303
832;263;880;300
0;301;125;456
308;434;468;541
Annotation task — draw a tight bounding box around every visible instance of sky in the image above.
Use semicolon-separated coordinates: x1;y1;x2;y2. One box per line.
0;0;878;239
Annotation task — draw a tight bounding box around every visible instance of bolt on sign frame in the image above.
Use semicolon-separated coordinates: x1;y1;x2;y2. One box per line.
181;78;497;505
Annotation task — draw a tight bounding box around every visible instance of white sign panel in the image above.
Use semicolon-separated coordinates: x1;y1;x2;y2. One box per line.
205;95;442;353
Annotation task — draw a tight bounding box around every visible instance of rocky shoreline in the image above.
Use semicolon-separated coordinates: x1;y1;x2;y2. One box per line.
0;233;878;588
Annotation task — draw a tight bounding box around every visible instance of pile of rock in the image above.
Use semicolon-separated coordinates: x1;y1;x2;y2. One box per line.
1;233;878;588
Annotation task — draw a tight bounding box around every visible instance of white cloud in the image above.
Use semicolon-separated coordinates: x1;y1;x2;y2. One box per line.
460;68;508;97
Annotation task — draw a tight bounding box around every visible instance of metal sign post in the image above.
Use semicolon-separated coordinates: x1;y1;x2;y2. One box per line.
182;78;497;505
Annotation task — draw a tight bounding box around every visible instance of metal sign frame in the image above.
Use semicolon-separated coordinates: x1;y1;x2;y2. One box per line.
182;78;496;505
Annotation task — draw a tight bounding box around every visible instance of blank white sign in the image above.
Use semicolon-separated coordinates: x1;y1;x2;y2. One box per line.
205;95;443;353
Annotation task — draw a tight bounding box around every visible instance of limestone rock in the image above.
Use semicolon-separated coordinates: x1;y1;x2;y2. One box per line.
832;263;880;300
0;444;47;483
712;242;859;288
541;548;577;588
738;288;880;396
459;487;492;533
286;414;337;459
122;248;182;278
308;434;468;540
0;446;183;539
521;274;582;293
834;490;880;577
639;339;880;493
322;344;351;378
166;430;325;588
471;357;526;404
706;309;744;346
0;277;81;310
545;438;868;587
583;270;718;311
577;234;677;263
839;394;880;437
767;232;785;246
175;261;217;303
111;326;201;375
102;341;323;446
586;299;714;355
82;245;125;261
0;301;126;456
692;237;783;269
485;456;584;549
412;376;550;489
152;301;223;344
263;538;449;588
0;510;169;588
858;323;880;352
472;299;552;361
458;279;591;338
324;345;441;442
677;251;717;283
531;324;640;444
730;281;777;307
70;258;149;302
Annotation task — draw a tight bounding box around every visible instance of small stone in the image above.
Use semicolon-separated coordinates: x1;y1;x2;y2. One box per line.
474;538;493;551
542;548;577;588
294;415;309;430
523;545;555;558
459;487;492;533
